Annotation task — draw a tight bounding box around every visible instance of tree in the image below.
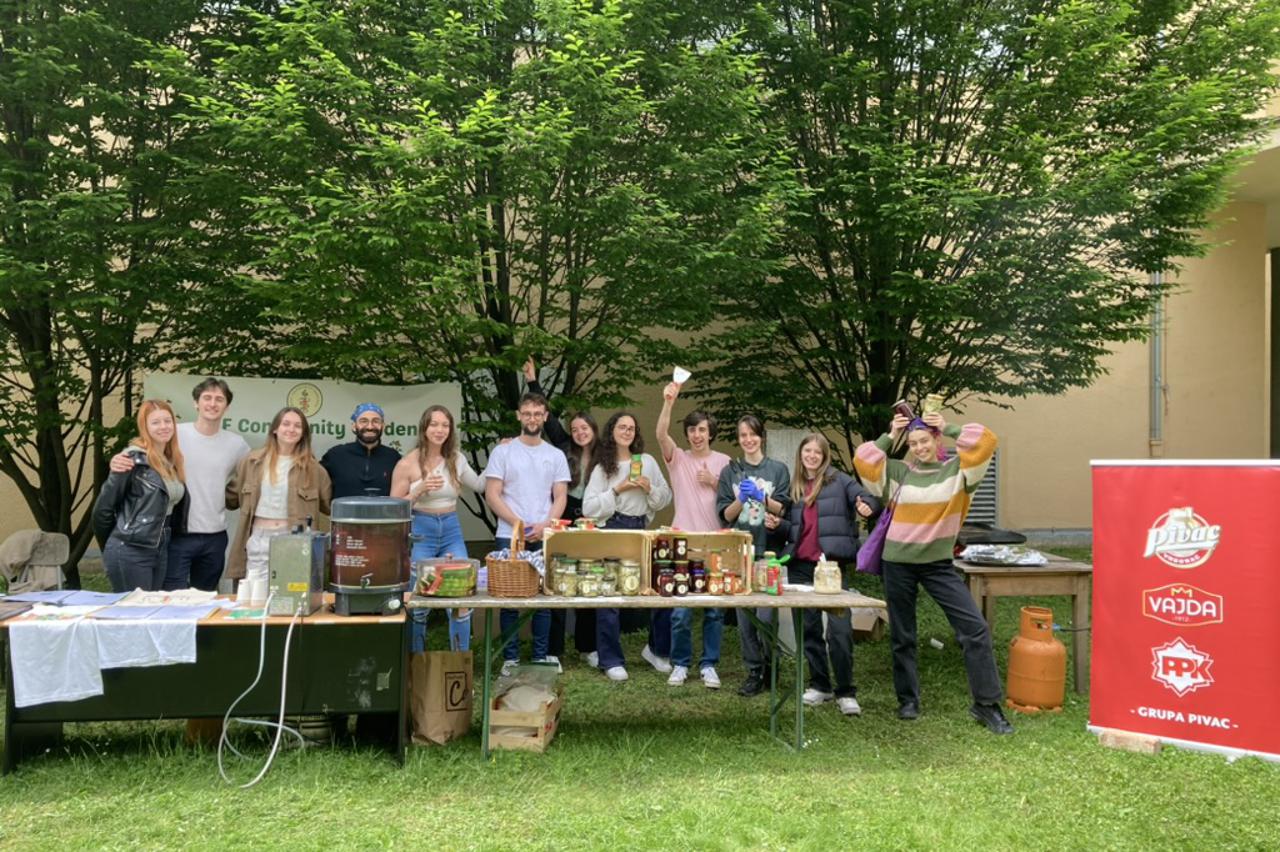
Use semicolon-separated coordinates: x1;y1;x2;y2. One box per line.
166;0;790;525
696;0;1280;459
0;0;222;583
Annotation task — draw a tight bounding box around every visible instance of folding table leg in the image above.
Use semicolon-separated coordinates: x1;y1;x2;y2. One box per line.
482;608;493;759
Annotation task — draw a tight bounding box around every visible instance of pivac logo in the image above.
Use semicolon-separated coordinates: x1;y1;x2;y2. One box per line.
286;383;324;417
1142;507;1221;569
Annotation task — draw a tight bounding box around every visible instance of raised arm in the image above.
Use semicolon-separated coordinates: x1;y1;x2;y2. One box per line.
655;382;679;464
524;359;570;451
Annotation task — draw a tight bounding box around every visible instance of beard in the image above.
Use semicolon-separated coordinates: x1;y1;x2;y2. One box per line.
522;423;542;438
357;427;383;445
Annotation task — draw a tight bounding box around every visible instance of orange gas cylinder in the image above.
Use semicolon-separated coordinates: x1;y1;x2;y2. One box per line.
1005;606;1066;713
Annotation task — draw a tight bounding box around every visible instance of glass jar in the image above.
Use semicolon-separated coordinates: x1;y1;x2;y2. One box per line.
653;537;672;561
752;558;770;592
657;567;676;597
707;569;724;595
602;559;621;583
652;559;673;591
724;569;742;595
600;575;618;596
557;568;579;597
673;567;690;597
579;559;601;578
691;566;707;595
674;536;688;559
578;572;600;598
619;560;641;595
814;559;842;594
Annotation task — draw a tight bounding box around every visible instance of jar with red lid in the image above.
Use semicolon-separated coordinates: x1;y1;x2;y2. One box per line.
654;536;673;561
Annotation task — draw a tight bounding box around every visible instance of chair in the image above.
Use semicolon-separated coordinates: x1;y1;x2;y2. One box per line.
0;530;71;594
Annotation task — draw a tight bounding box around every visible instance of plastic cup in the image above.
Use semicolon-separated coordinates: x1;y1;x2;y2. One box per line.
672;366;691;384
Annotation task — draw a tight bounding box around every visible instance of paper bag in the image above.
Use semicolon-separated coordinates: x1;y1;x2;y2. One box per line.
409;650;473;745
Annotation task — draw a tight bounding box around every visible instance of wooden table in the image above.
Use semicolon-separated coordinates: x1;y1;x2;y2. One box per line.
409;589;886;755
1;603;408;773
955;554;1092;693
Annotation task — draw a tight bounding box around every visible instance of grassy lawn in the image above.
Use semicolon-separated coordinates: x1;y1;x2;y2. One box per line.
3;554;1278;849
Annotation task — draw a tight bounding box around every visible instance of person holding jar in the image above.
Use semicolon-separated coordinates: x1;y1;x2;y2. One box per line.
854;411;1012;734
225;407;332;595
776;433;879;716
583;412;672;682
715;414;791;697
523;357;599;662
94;400;188;592
391;404;484;653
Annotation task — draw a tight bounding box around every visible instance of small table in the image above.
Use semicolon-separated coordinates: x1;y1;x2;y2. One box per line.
409;590;886;755
2;604;408;773
955;554;1092;693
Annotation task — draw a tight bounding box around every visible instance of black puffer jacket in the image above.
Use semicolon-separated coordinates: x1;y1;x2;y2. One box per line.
777;470;880;563
93;447;181;549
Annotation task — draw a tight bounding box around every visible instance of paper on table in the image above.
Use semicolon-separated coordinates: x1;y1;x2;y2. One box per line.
60;590;127;607
27;604;104;619
91;606;162;620
2;590;76;604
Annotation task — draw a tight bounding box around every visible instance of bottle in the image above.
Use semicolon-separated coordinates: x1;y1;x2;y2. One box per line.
629;454;643;481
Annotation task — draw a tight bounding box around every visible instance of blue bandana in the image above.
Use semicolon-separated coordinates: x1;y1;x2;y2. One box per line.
351;402;385;422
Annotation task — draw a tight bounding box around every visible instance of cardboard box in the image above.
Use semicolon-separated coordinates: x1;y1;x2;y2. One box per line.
488;690;562;754
648;530;754;595
851;606;888;641
543;529;652;593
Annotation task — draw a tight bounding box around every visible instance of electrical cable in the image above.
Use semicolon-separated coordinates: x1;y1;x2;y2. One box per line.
217;592;306;788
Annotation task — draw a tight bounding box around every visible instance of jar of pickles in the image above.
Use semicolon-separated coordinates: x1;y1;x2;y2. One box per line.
601;575;618;596
602;559;620;584
619;560;641;595
813;557;842;594
555;567;579;597
579;571;601;597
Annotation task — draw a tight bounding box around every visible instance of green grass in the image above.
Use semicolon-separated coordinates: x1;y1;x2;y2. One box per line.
3;555;1279;849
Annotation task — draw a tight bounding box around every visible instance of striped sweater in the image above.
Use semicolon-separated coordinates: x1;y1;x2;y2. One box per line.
853;423;997;564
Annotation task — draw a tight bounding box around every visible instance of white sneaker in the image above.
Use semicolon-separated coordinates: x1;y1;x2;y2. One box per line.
802;687;834;706
700;667;721;690
837;696;863;716
641;644;672;674
532;655;562;674
584;651;599;668
667;665;688;686
501;660;519;677
605;666;629;682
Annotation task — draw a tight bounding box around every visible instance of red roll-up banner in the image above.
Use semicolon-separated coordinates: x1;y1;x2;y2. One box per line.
1090;461;1280;761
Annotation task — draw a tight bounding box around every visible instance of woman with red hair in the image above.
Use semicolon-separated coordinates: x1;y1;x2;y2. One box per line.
93;400;187;592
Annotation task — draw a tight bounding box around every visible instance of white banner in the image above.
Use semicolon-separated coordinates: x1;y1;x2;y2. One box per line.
142;372;493;544
142;372;464;457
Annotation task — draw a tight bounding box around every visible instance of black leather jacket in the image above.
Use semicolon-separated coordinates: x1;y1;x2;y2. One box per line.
93;448;181;549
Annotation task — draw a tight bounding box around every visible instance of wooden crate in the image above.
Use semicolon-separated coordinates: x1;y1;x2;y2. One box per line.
648;529;754;596
543;529;652;593
488;691;563;754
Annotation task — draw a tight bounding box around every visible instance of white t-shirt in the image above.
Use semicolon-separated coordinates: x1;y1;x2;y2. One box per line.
482;439;571;539
256;456;294;520
176;422;250;533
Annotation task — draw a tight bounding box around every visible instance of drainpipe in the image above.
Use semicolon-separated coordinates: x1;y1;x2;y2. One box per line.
1149;272;1165;457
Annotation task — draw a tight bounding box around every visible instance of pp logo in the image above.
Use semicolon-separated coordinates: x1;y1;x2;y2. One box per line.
1142;507;1221;569
1142;584;1224;627
1151;638;1214;697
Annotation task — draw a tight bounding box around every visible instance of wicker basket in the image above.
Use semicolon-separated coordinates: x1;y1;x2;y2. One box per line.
486;522;541;598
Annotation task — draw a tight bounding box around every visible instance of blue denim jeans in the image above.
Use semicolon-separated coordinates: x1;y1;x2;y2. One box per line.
164;530;228;592
596;513;645;669
670;607;723;669
409;511;472;653
495;536;549;661
103;528;170;593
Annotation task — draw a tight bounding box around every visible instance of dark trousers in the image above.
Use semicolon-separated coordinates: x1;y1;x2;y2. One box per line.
882;558;1002;706
790;560;855;697
103;529;170;593
648;608;672;658
495;537;549;661
596;512;645;669
164;531;229;592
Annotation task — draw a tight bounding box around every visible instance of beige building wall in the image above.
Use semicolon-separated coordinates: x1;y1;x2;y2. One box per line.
961;199;1271;530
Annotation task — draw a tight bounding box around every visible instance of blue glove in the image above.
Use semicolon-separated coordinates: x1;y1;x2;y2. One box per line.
737;479;765;503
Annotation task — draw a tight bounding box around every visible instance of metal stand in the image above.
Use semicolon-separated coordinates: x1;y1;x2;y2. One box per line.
744;607;807;751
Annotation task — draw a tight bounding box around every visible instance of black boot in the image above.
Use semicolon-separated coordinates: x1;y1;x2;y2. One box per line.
970;703;1014;734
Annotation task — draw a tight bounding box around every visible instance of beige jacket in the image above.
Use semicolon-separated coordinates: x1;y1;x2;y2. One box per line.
225;448;332;580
